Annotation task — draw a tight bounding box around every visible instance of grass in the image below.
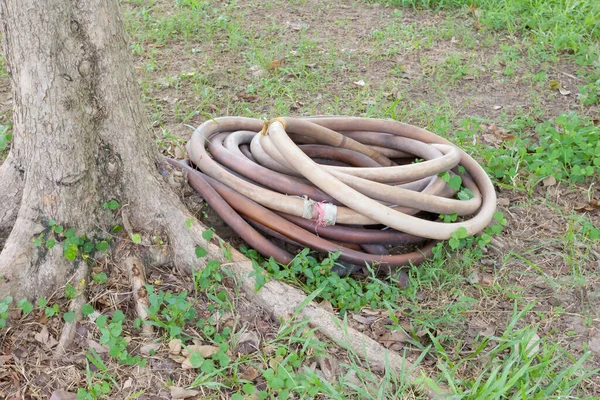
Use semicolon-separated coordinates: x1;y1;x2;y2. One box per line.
381;0;600;52
0;0;599;398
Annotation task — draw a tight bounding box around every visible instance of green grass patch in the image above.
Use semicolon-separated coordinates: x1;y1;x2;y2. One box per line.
453;113;600;185
379;0;600;53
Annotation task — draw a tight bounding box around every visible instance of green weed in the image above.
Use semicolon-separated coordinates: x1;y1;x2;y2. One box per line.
430;303;598;398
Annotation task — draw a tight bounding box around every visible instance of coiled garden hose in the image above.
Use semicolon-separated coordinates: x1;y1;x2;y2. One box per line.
169;116;496;272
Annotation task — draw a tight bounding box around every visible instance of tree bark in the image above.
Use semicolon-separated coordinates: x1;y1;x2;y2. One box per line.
0;0;204;299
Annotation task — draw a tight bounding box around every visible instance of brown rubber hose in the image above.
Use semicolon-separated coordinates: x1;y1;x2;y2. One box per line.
179;116;496;271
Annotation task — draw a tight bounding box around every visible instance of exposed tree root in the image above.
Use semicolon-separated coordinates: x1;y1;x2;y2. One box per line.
139;194;447;398
55;264;89;358
0;158;447;396
124;256;153;337
0;153;24;247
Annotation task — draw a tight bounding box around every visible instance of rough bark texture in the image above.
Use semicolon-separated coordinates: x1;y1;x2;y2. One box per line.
0;0;196;298
0;152;23;245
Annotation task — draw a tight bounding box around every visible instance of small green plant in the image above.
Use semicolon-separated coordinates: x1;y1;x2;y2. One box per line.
527;114;600;183
77;348;118;399
33;220;111;262
249;249;407;313
17;298;33;314
0;123;12;151
0;296;12;329
37;297;61;318
429;303;597;397
96;310;145;366
102;199;120;210
579;76;600;105
145;285;197;338
457;113;599;185
439;168;475;200
92;272;108;284
131;233;142;244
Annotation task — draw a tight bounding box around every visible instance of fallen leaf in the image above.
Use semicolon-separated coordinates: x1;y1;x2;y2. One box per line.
269;355;284;370
252;68;267;78
49;391;78;400
318;355;338;383
237;331;260;355
269;60;282;69
352;314;377;325
123;377;133;389
169;338;182;355
480;325;495;337
35;326;58;349
542;176;557;187
182;344;219;358
516;332;540;358
497;197;510;206
378;330;410;348
479;273;494;286
589;336;600;354
170;386;199;399
558;88;571;96
87;339;109;354
174;146;186;159
163;96;178;105
467;271;480;285
141;342;161;355
181;358;195;370
548;80;561;90
237;93;259;102
318;300;334;314
287;21;308;31
168;354;187;363
240;365;260;381
353;80;366;87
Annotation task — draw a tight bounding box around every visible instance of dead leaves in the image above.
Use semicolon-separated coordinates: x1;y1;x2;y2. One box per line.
34;326;58;349
548;79;571;95
469;318;496;338
574;199;600;213
480;123;516;147
170;386;200;399
235;93;259;102
236;331;260;355
49;391;78;400
182;344;220;358
588;331;600;355
378;330;410;350
168;338;221;370
542;175;557;187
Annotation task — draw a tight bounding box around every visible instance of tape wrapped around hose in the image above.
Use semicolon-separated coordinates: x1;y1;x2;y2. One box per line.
170;116;496;271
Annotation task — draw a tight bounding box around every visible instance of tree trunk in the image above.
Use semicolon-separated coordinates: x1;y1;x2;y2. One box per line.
0;0;207;299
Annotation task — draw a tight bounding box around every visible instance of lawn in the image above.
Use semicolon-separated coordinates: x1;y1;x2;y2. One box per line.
0;0;599;398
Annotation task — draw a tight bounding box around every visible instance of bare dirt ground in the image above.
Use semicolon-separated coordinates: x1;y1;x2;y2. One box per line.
0;0;599;398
